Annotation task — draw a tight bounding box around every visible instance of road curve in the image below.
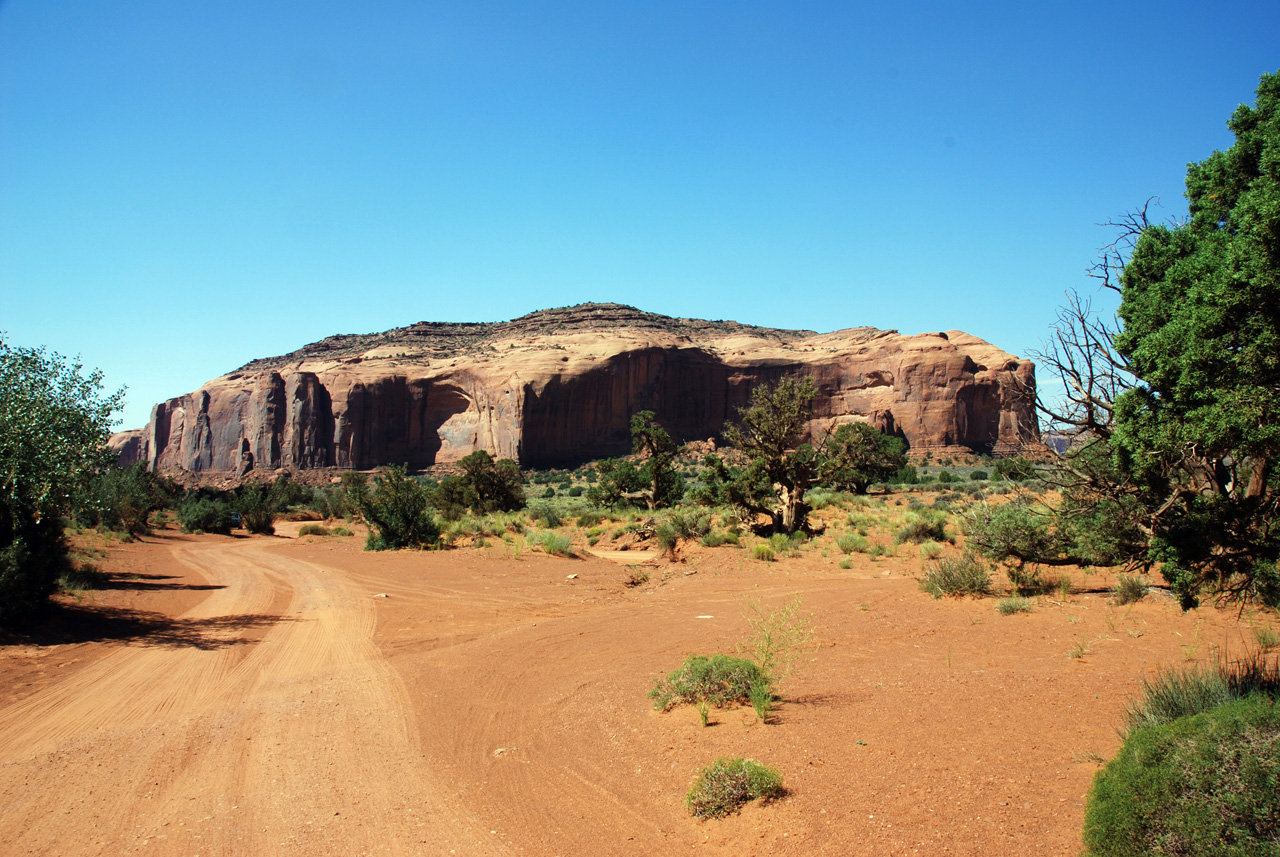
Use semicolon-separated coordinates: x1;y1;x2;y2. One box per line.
0;538;503;857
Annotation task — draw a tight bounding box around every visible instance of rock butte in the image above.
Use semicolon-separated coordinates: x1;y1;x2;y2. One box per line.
110;303;1039;473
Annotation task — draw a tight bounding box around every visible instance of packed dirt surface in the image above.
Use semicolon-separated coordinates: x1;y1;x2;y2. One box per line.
0;524;1269;856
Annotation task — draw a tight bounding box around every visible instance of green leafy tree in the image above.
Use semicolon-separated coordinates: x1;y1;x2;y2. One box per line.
722;376;821;534
456;450;526;513
818;422;907;494
585;457;644;508
629;410;684;509
78;463;170;535
1038;71;1280;607
1;338;122;621
360;466;440;550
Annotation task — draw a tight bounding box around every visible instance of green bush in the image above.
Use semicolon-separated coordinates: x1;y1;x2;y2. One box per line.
528;502;563;528
576;511;604;528
997;595;1034;615
686;758;784;819
919;553;992;599
360;466;439;550
1123;657;1280;735
752;543;775;562
969;470;989;481
1112;573;1149;605
330;526;353;536
532;530;573;557
894;511;949;545
700;530;740;548
297;524;332;537
1084;695;1280;856
178;497;234;535
649;654;769;711
836;531;869;554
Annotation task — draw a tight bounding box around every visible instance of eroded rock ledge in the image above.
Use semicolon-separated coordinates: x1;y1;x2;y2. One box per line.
110;303;1038;472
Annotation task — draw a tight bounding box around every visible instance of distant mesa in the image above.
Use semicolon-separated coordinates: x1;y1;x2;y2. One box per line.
109;302;1038;473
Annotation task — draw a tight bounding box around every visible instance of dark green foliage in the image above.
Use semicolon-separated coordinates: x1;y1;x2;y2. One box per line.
630;411;684;509
919;553;993;598
77;463;170;535
576;511;605;528
1083;695;1280;856
236;481;277;535
722;377;821;534
1041;73;1280;608
935;469;957;484
686;758;785;819
818;422;907;495
178;496;235;535
649;654;770;711
969;470;989;481
586;458;645;508
297;524;332;537
993;457;1036;482
540;485;556;498
433;477;471;522
888;464;919;484
1;338;121;622
360;466;440;550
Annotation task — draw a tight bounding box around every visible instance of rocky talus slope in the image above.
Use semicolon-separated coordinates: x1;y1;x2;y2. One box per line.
110;303;1038;472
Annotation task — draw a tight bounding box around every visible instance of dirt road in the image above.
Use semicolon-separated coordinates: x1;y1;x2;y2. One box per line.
0;538;503;857
1;527;1260;856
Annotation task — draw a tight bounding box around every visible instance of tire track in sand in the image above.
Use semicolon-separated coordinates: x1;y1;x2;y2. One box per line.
0;539;504;857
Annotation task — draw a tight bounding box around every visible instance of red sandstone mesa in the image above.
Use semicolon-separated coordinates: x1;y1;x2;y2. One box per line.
110;304;1038;473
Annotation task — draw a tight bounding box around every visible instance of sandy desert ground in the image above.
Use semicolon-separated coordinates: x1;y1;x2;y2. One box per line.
0;515;1267;856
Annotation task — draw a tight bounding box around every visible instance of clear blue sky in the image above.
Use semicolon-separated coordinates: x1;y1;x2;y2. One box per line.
2;1;1278;430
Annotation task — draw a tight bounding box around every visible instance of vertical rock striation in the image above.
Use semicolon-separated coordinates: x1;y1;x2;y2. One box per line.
110;304;1038;472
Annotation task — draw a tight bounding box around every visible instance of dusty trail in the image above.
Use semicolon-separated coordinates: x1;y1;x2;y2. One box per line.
0;539;501;857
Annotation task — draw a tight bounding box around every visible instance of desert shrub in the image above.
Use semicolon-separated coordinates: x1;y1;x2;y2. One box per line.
532;530;573;557
360;466;439;550
666;507;712;540
700;530;740;548
836;531;869;554
686;758;784;819
969;470;989;481
236;482;277;535
752;543;775;562
739;594;814;686
567;485;583;497
838;557;852;569
330;526;353;537
919;553;992;599
297;524;332;537
894;511;949;545
997;595;1034;615
649;654;770;711
1083;695;1280;856
178;497;234;535
656;522;680;554
936;469;958;484
1255;626;1280;652
624;568;649;587
919;540;944;560
1112;573;1149;605
1123;657;1280;735
576;511;604;528
528;502;563;529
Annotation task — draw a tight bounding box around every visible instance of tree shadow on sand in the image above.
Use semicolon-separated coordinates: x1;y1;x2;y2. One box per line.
1;602;290;651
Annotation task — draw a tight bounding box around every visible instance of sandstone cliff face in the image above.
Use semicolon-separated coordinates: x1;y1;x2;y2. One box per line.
110;304;1038;472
